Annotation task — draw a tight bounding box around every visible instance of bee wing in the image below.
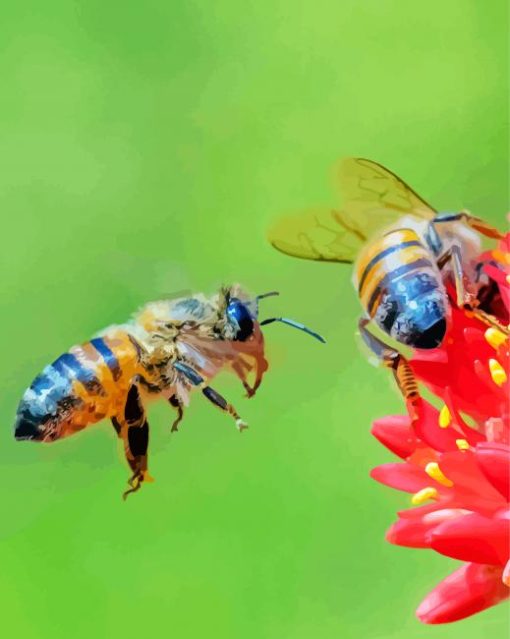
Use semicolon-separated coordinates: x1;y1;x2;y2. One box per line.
268;158;437;264
336;157;437;221
268;206;364;263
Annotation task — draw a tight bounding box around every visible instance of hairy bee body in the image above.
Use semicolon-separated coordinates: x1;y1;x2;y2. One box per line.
15;289;266;444
14;286;321;497
267;158;496;350
15;331;143;442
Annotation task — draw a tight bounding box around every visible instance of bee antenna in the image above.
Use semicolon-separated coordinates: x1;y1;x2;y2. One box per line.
256;291;280;301
260;317;326;343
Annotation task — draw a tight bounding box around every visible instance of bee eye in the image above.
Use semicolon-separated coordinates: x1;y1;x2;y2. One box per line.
226;299;254;341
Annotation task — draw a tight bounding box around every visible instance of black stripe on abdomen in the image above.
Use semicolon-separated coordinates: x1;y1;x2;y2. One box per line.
367;258;434;315
90;337;122;381
52;353;105;395
358;240;423;294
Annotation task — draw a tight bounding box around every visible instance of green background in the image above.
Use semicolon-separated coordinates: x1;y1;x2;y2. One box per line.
1;1;508;637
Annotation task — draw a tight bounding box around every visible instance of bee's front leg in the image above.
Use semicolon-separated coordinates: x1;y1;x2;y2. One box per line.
112;384;153;500
437;244;509;335
230;360;258;398
432;211;504;241
173;361;248;431
436;244;469;308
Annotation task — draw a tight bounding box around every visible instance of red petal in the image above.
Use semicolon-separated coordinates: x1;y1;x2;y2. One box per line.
398;501;446;520
371;415;418;459
438;451;507;515
370;463;427;493
442;386;485;446
503;560;510;587
430;512;509;566
410;398;461;452
387;509;471;548
386;518;434;548
474;442;510;501
417;563;509;624
485;262;510;286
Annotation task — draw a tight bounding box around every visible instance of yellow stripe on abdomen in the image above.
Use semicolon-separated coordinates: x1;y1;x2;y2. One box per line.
354;229;430;316
65;332;142;433
355;229;421;283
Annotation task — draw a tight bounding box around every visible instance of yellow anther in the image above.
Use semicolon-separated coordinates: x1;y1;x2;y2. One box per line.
489;359;507;386
456;439;470;451
485;328;507;350
425;462;454;487
438;404;451;428
411;487;438;505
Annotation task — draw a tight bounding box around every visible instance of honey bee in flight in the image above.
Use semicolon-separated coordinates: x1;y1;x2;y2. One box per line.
268;157;508;403
14;286;324;498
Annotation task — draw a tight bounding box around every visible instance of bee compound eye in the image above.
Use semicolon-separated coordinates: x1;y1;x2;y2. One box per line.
226;299;254;341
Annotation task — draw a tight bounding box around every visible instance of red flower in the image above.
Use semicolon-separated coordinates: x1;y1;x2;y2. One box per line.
371;232;510;624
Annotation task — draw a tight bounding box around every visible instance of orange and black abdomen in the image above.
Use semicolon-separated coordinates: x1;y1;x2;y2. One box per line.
14;333;140;442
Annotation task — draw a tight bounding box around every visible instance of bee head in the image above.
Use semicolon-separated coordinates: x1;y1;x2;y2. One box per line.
221;286;325;344
226;297;255;341
220;286;259;342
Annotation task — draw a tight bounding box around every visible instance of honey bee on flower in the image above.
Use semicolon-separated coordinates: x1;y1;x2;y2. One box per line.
268;158;509;624
371;230;509;624
268;158;508;409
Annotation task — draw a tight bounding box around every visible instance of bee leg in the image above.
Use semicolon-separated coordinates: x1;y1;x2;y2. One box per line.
202;386;249;431
438;246;509;335
112;385;153;500
231;361;257;398
173;361;248;431
424;220;443;256
432;211;504;240
358;319;420;412
169;395;184;432
437;245;467;307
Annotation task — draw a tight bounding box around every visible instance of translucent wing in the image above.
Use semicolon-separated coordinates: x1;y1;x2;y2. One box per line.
268;158;437;264
336;158;437;221
268;206;365;263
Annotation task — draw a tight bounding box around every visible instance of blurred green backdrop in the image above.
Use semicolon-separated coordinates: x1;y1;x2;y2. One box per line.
1;1;508;638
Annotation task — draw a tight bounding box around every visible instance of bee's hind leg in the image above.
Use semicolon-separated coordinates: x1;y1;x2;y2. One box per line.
358;319;421;417
112;384;153;500
169;395;184;432
173;361;248;432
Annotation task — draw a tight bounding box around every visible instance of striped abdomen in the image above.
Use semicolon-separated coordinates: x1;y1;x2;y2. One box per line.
353;228;447;349
15;332;142;442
